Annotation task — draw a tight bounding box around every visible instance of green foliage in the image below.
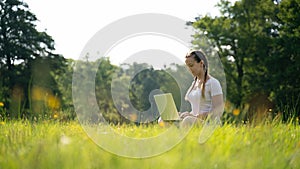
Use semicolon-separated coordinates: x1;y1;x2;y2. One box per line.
127;65;182;122
72;58;192;124
0;0;66;119
53;59;75;110
269;0;300;119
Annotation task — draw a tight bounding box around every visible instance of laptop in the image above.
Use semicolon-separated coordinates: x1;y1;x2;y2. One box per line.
153;93;181;121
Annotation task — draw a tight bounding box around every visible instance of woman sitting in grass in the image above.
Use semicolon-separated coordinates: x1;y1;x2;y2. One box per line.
180;50;224;127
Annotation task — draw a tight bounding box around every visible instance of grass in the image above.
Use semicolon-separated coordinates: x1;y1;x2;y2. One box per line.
0;120;300;169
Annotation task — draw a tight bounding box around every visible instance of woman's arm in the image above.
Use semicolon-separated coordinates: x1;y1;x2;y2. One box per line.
210;94;224;120
181;95;224;121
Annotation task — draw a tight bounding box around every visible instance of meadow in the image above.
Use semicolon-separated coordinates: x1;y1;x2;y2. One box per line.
0;120;300;169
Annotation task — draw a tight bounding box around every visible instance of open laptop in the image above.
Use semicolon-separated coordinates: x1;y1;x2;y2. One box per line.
153;93;181;121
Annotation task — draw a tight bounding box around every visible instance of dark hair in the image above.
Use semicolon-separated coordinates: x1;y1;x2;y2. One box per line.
186;50;208;98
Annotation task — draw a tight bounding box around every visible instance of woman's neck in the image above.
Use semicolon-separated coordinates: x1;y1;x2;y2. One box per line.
197;74;210;83
196;74;205;82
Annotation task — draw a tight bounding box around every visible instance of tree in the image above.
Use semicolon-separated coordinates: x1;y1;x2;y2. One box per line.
269;0;300;119
0;0;64;118
190;0;278;107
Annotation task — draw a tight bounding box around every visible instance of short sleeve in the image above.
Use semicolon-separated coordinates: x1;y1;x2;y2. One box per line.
211;78;223;96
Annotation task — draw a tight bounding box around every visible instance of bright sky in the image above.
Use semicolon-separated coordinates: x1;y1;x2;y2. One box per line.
24;0;227;65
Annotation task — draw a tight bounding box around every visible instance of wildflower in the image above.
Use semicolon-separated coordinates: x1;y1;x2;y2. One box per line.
233;108;240;116
0;102;4;107
53;113;59;119
158;121;165;127
0;121;5;125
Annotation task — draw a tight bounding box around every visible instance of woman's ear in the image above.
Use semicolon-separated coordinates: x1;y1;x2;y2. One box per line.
200;60;204;66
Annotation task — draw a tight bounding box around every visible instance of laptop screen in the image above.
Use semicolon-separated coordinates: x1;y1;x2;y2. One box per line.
154;93;180;121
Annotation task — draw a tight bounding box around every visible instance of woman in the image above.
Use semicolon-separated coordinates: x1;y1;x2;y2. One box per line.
180;50;224;127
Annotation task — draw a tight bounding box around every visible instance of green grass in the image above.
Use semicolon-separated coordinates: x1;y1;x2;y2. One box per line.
0;120;299;169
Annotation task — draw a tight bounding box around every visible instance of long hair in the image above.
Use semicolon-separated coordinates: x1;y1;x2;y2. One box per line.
185;50;208;98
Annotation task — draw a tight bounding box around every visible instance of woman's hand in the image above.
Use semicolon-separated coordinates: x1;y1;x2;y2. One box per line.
179;112;191;119
196;112;208;120
180;112;202;119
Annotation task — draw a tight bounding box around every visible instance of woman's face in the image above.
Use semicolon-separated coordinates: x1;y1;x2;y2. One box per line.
185;56;204;77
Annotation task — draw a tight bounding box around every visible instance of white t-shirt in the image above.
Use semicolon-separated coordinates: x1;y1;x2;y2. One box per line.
185;76;223;116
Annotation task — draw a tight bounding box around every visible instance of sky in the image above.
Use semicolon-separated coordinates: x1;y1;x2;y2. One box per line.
24;0;226;65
